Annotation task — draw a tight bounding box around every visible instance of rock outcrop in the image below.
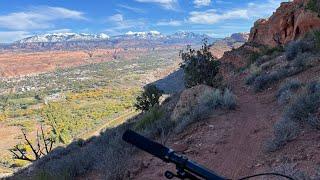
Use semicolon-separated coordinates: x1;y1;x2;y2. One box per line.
248;0;320;47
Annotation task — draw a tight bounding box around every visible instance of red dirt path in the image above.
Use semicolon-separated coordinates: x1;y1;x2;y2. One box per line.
131;73;320;179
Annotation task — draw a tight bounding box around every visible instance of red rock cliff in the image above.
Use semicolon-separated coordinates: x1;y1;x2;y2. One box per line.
248;0;320;47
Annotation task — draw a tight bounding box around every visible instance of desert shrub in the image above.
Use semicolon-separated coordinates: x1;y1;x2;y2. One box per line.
265;118;300;152
250;46;284;66
201;88;236;110
272;163;312;180
291;52;312;69
268;82;320;152
245;71;261;85
134;107;164;130
277;90;294;105
307;115;320;130
201;89;223;108
306;0;320;15
174;104;210;134
253;72;280;92
247;52;261;66
276;79;301;99
253;64;306;92
313;30;320;49
285;41;312;61
134;84;163;111
265;46;284;55
181;42;221;88
284;92;320;124
175;88;236;133
307;81;320;94
222;88;237;110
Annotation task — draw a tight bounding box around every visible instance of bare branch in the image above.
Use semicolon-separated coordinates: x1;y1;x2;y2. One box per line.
11;124;55;162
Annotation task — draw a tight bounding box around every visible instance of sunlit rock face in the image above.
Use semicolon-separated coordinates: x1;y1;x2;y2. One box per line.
248;0;320;47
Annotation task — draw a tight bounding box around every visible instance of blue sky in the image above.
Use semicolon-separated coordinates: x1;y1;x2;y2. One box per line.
0;0;287;42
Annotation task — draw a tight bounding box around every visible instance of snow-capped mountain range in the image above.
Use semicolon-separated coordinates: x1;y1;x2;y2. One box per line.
18;33;110;43
0;31;220;51
16;31;213;43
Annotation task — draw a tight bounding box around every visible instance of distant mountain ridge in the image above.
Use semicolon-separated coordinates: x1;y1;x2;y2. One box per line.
18;33;110;43
16;31;215;43
209;32;249;58
2;31;219;51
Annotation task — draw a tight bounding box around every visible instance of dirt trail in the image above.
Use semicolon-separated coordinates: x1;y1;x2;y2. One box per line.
133;75;281;179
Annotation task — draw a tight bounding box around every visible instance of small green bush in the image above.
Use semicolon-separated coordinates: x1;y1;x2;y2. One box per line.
201;88;236;110
306;0;320;15
181;42;221;88
250;46;284;67
285;41;311;61
265;118;300;152
253;65;305;92
307;81;320;94
245;71;260;85
277;90;294;105
134;84;163;111
284;92;320;123
253;72;280;92
134;107;164;130
313;30;320;49
268;81;320;152
222;88;237;110
202;89;222;108
307;115;320;129
276;79;301;99
247;52;261;67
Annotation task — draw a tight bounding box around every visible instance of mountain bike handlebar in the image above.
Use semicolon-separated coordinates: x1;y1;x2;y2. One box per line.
122;129;226;180
122;130;296;180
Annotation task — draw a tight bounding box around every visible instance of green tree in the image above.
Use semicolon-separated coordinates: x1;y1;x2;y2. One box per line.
180;41;221;88
42;103;73;144
134;84;163;111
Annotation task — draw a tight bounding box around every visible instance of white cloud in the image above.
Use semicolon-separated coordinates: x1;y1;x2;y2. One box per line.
135;0;178;10
188;0;282;24
47;29;72;33
106;14;146;35
247;0;283;18
0;6;86;31
194;0;211;7
108;14;124;22
189;9;249;24
117;4;145;13
156;20;182;26
0;31;31;43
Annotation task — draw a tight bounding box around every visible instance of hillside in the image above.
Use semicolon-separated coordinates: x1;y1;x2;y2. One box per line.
6;0;320;179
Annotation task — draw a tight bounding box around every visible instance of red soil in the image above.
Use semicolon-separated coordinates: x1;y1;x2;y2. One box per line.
0;48;141;78
131;72;320;179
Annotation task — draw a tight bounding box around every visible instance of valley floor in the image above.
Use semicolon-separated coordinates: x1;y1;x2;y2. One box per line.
131;73;320;179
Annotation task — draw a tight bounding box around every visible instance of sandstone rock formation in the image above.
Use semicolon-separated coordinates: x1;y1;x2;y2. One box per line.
248;0;320;47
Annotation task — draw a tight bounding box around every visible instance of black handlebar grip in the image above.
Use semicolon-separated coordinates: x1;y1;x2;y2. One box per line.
122;130;170;160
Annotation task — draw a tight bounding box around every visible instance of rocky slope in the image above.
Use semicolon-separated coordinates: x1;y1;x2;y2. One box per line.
249;0;320;47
